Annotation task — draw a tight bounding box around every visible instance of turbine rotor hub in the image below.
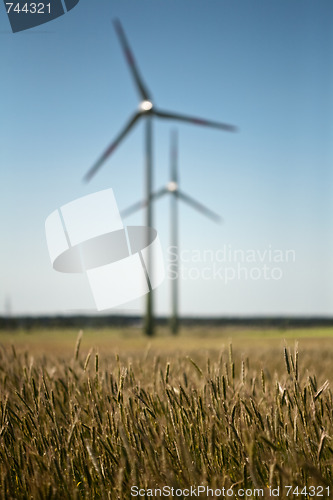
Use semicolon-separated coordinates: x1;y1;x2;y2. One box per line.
140;100;153;112
167;181;178;192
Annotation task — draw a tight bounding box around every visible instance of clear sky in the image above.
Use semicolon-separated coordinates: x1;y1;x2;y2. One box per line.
1;0;332;317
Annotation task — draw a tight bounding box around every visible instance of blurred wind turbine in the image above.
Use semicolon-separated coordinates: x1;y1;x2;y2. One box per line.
83;19;237;336
121;130;222;334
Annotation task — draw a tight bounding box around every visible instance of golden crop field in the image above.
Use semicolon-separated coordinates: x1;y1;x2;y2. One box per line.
0;327;332;499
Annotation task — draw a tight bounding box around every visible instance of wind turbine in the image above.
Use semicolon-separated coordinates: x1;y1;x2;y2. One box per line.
83;19;237;336
121;130;222;334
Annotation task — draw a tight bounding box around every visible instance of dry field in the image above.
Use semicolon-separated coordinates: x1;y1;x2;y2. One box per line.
0;327;332;499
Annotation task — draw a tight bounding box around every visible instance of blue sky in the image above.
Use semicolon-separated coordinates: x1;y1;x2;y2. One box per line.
1;0;332;316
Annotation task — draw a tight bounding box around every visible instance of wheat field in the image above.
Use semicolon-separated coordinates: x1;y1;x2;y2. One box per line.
0;328;332;499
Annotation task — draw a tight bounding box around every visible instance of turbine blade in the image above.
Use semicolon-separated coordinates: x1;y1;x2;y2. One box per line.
153;108;237;132
113;19;151;102
121;188;168;218
84;113;141;182
152;187;169;201
170;129;178;183
177;190;223;223
121;200;147;218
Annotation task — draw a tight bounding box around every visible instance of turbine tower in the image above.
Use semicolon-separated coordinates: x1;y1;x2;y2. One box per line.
84;19;237;336
121;130;222;334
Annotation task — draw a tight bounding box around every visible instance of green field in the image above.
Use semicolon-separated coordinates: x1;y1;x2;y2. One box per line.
0;327;332;498
2;325;333;353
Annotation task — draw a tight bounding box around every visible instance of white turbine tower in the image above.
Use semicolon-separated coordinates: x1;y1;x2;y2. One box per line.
121;130;222;334
83;19;237;336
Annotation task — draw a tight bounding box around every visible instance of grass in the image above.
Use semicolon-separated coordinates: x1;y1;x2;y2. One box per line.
2;325;333;354
0;328;332;498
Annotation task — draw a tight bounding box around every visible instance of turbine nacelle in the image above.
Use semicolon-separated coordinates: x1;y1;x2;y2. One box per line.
167;181;178;192
139;100;153;112
83;19;237;186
